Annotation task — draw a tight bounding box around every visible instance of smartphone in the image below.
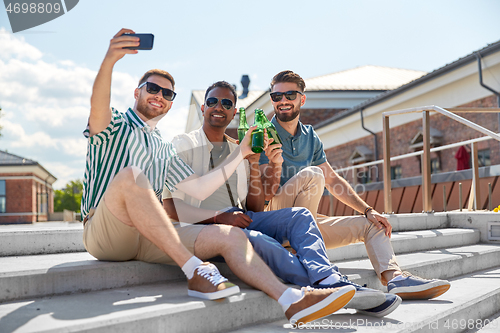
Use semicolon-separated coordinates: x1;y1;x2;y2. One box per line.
124;33;154;50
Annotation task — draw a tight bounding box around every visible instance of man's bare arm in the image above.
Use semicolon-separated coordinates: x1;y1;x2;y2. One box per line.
89;28;140;136
163;198;252;228
259;134;284;200
318;161;392;236
245;155;265;212
260;163;282;201
163;198;217;224
176;127;256;201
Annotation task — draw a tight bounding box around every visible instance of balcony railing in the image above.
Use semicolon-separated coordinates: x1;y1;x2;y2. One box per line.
382;106;500;213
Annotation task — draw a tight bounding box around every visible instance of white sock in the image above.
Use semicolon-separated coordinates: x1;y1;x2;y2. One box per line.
318;274;341;285
278;287;304;312
182;256;203;280
388;274;406;283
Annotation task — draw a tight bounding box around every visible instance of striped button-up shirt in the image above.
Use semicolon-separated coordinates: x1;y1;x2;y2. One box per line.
81;108;194;218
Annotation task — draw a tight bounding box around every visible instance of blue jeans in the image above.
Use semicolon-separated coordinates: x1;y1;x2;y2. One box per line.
225;207;338;286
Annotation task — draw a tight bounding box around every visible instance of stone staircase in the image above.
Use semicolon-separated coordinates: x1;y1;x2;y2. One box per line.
0;213;499;333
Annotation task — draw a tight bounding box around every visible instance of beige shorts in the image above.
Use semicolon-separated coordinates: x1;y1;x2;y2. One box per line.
82;198;206;265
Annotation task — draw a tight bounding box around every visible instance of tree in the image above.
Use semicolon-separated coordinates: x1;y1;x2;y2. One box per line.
54;180;83;212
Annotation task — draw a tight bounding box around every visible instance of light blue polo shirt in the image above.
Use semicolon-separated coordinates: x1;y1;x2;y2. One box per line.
259;116;327;186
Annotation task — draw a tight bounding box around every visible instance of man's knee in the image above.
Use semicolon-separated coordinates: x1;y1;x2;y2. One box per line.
298;166;325;187
202;224;249;247
111;166;151;190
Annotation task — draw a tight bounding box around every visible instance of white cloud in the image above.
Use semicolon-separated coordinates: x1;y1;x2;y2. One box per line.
43;162;84;189
3;119;58;148
2;119;85;157
0;27;43;61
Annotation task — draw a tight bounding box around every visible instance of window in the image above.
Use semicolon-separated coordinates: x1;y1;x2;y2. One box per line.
0;180;5;213
38;192;48;214
431;158;441;174
358;169;371;184
391;165;402;180
478;149;491;167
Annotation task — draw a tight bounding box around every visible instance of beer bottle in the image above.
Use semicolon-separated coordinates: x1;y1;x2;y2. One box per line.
237;107;250;144
256;108;282;145
251;109;266;153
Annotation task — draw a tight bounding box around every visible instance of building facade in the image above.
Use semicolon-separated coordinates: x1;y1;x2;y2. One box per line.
186;41;500;214
0;150;57;224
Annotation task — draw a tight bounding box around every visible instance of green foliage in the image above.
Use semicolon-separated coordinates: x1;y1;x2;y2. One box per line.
54;180;83;213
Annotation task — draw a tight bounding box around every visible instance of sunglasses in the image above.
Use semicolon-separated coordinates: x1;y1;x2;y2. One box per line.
138;82;177;101
205;97;234;110
270;90;304;103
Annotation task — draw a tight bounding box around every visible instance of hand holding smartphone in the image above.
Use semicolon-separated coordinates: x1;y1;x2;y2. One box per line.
123;33;154;50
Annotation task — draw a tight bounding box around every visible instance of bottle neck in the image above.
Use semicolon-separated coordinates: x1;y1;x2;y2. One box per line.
239;112;247;126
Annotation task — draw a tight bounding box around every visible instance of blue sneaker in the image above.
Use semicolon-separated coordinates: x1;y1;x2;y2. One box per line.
317;275;385;310
387;271;450;300
357;294;402;317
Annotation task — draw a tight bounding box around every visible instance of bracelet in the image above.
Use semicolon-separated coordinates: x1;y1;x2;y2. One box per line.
364;207;373;217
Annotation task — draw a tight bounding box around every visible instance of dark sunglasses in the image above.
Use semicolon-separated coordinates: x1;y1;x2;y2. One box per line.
270;90;304;103
138;82;177;101
205;97;234;110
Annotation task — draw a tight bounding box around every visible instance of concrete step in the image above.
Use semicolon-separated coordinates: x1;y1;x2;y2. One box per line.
472;312;500;332
335;243;500;291
0;279;284;333
385;213;449;232
327;228;480;262
2;243;500;305
226;266;500;333
0;223;84;256
0;252;238;304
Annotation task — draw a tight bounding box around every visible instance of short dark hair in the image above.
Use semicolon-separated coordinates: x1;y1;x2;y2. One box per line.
270;70;306;92
138;69;175;89
204;81;238;104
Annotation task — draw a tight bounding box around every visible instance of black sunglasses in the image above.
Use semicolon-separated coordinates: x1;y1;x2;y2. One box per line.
270;90;304;103
205;97;234;110
138;82;177;101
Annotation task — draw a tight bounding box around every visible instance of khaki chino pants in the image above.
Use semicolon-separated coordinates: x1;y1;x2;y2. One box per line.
83;198;205;265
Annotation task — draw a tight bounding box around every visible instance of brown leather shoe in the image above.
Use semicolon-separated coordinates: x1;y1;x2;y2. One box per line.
187;262;240;300
285;286;355;325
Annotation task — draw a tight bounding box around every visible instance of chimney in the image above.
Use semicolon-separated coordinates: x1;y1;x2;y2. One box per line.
240;75;250;99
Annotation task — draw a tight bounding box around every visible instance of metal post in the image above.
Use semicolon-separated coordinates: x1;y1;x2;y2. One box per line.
383;115;392;213
329;193;334;216
489;183;492;211
471;142;481;210
353;166;358;187
459;183;463;212
443;185;447;212
422;110;432;212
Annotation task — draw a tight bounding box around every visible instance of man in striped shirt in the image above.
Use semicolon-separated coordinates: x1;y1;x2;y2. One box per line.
81;28;357;324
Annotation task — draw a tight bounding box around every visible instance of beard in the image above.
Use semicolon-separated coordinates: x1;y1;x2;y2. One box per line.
275;104;300;122
136;97;168;121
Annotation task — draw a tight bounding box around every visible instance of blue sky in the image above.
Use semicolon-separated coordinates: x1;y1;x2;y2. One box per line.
1;0;500;188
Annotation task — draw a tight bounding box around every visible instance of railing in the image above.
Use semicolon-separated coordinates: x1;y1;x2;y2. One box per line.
382;106;500;213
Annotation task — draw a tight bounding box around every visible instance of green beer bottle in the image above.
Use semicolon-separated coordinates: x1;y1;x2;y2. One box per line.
251;109;266;153
237;107;250;144
255;108;282;145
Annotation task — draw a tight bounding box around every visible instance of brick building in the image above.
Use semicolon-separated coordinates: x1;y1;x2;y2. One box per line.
0;150;57;224
312;41;500;186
